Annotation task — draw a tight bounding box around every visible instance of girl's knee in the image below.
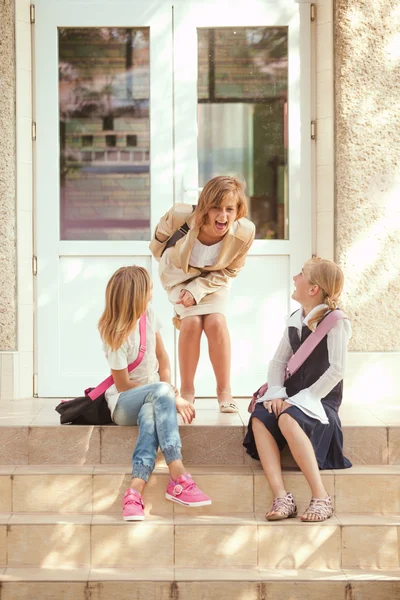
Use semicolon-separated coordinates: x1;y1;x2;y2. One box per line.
203;313;226;334
153;382;176;402
252;416;264;429
181;316;203;334
278;412;295;431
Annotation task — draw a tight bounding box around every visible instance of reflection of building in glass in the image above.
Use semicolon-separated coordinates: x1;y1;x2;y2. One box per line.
59;28;150;241
197;27;288;240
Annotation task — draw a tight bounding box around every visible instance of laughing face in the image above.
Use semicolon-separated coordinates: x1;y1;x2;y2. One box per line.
203;194;238;239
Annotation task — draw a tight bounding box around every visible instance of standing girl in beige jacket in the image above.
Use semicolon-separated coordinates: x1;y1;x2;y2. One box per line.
150;176;255;413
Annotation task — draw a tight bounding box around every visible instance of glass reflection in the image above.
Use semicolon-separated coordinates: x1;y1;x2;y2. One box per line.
198;28;288;239
59;28;150;241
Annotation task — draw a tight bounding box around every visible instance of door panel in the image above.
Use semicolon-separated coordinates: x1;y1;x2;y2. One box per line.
35;1;174;396
173;0;311;394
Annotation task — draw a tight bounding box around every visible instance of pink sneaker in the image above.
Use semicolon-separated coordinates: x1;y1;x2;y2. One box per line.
165;474;212;507
122;488;145;521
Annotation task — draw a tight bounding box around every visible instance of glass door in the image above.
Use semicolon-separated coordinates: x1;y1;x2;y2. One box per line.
34;0;311;397
173;0;312;395
35;1;174;396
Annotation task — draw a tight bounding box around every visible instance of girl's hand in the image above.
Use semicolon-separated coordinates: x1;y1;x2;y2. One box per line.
176;396;196;424
263;399;291;417
176;290;196;307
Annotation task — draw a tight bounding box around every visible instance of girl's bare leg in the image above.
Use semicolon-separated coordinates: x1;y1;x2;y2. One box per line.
178;316;203;402
203;313;232;404
252;417;287;501
129;478;146;494
278;412;329;508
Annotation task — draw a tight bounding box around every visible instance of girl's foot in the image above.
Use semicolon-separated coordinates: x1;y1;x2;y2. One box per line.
122;488;145;521
266;492;297;521
217;389;238;413
301;496;333;522
165;474;212;507
180;389;195;404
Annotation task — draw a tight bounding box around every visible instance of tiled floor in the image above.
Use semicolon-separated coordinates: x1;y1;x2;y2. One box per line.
0;398;398;427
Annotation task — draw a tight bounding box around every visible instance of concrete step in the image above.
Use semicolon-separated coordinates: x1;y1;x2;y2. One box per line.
0;567;399;600
1;465;399;516
0;513;399;570
0;420;398;466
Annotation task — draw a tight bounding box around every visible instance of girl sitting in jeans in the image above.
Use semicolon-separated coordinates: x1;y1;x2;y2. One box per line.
99;265;211;521
244;258;352;522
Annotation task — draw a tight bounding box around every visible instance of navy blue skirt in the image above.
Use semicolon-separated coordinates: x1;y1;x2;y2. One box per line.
243;402;352;470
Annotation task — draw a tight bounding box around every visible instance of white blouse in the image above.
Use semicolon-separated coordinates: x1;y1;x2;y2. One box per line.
189;239;222;268
258;304;352;424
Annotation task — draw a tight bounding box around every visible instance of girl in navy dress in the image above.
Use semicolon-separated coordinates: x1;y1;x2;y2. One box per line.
244;258;352;522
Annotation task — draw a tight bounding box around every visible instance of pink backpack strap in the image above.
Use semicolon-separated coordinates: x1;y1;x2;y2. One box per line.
88;314;147;400
286;310;347;379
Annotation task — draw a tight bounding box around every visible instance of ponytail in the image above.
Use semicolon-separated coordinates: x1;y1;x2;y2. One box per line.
304;258;344;331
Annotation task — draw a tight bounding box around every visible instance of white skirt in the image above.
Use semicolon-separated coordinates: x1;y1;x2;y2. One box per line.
173;284;230;328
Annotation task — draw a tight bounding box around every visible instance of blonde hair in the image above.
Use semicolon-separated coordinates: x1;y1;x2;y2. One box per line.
98;266;151;351
304;257;344;331
195;176;248;228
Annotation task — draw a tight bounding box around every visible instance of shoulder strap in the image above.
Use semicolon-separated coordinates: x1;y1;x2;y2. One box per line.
88;314;147;400
285;310;347;380
160;205;196;257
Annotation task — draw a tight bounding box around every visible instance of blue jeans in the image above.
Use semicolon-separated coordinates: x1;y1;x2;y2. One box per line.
113;382;182;482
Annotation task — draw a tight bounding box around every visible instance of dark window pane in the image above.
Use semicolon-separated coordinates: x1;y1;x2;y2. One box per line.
127;134;138;146
82;135;93;147
105;135;117;147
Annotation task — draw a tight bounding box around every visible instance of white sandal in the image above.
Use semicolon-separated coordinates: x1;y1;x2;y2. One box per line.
217;390;238;413
218;401;239;413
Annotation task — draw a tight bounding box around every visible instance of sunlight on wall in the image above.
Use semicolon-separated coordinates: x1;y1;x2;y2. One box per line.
345;353;400;406
386;33;400;64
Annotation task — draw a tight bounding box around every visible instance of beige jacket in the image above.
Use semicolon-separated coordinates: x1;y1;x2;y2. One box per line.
149;203;255;305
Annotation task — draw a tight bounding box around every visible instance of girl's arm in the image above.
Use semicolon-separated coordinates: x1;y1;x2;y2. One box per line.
149;204;192;261
111;368;142;393
257;331;293;404
155;331;172;384
284;319;352;423
156;332;195;424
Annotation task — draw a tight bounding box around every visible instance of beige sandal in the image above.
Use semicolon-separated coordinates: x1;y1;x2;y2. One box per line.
301;496;333;522
266;492;297;521
218;400;239;413
217;389;238;413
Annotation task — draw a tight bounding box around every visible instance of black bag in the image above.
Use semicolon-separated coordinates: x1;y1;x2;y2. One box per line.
55;389;113;425
55;315;147;425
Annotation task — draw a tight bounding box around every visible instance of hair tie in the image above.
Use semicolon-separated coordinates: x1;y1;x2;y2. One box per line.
325;296;337;310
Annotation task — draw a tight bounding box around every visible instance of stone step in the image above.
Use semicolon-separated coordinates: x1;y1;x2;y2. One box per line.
0;513;399;570
0;421;398;466
0;567;399;600
1;465;399;516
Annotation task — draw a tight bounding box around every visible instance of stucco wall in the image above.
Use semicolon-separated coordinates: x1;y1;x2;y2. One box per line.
0;0;16;350
335;0;400;351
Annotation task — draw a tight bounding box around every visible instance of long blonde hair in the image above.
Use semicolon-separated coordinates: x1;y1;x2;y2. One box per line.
98;266;151;351
305;258;344;331
195;176;248;228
